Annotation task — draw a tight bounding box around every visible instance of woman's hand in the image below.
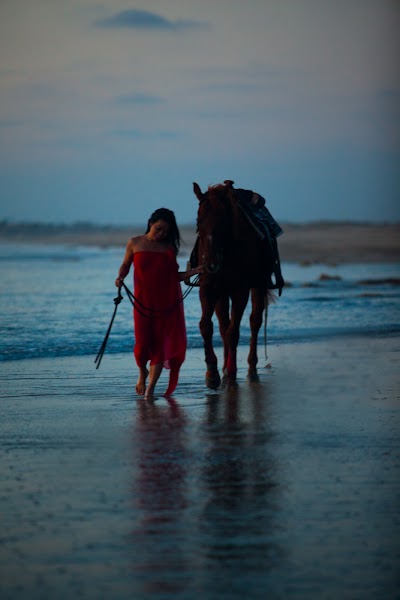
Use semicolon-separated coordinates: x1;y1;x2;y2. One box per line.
178;264;204;282
192;265;204;275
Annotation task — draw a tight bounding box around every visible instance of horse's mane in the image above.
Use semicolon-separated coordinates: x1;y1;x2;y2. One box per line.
206;183;229;199
207;180;237;195
205;182;252;241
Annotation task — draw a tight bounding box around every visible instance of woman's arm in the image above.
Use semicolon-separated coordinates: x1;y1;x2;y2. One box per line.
115;239;134;287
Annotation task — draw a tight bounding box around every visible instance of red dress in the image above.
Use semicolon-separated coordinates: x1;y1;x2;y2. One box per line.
132;249;186;395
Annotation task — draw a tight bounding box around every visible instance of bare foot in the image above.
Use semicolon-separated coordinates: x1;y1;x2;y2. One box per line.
135;367;149;396
144;385;155;402
144;363;162;402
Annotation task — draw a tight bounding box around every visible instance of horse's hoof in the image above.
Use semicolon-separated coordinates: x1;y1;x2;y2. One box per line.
220;367;237;389
221;372;237;389
206;370;221;390
226;378;238;389
247;370;260;383
221;368;230;389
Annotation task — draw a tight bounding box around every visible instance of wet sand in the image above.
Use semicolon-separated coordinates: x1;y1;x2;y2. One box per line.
1;336;399;599
1;221;400;264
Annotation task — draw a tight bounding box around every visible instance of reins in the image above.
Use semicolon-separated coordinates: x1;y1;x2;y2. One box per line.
94;277;199;369
121;278;198;315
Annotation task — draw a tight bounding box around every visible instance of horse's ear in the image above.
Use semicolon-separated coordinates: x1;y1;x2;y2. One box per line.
193;182;204;203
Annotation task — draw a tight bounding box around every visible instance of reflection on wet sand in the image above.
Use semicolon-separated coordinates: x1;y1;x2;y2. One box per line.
130;386;282;598
196;386;282;596
130;398;190;596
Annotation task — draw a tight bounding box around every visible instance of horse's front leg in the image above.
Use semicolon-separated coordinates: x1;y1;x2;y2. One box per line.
247;288;266;382
225;289;249;386
199;285;221;389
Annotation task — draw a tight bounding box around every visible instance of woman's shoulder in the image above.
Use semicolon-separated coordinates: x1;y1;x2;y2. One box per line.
128;234;146;250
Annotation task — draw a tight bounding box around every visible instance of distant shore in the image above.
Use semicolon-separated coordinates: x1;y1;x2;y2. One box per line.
1;221;399;264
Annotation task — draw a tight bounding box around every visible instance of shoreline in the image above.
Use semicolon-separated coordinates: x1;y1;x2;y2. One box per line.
1;221;399;263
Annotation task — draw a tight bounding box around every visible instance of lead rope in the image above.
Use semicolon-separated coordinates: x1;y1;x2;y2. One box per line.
264;294;269;361
94;277;199;369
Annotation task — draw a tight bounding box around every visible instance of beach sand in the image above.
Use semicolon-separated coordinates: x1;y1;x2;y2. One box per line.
1;336;399;599
1;221;400;264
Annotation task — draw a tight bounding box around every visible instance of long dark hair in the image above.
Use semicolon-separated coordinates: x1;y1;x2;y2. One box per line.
146;208;181;254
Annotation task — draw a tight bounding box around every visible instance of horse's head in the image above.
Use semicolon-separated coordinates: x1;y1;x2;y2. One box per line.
193;181;233;275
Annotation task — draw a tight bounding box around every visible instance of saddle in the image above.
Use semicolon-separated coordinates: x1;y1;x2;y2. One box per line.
232;188;285;294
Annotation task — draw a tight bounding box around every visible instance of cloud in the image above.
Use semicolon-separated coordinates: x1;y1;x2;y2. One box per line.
0;119;25;129
117;93;166;106
94;9;208;32
378;88;400;103
110;128;181;140
198;82;267;93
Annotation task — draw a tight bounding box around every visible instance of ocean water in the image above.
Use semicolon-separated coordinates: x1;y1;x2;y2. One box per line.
0;242;399;363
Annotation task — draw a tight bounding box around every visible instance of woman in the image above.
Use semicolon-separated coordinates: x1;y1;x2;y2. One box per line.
115;208;202;401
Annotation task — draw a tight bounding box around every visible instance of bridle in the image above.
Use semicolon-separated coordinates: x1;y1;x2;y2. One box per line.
198;233;224;275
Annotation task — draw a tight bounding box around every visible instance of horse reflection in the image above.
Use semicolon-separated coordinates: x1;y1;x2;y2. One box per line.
198;385;283;592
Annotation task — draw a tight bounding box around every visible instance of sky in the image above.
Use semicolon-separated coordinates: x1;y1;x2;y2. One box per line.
0;0;399;226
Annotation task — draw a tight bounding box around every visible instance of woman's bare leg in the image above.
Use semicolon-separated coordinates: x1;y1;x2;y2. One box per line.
136;366;149;396
145;363;163;401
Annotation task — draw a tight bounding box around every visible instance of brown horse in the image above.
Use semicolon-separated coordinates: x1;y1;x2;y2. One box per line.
190;180;283;389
